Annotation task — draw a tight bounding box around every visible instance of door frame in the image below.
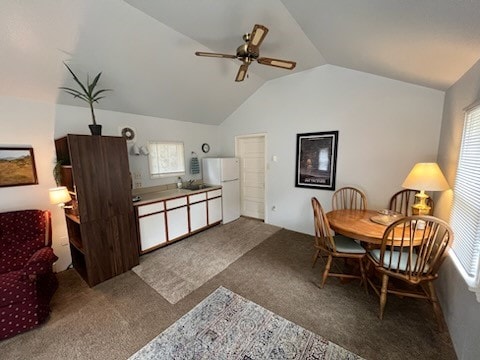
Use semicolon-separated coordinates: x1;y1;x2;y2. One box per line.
235;133;268;222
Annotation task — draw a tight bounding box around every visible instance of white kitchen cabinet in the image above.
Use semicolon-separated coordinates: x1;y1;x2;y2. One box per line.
138;212;167;252
190;201;208;232
135;187;223;254
189;192;208;232
208;197;222;225
167;206;189;240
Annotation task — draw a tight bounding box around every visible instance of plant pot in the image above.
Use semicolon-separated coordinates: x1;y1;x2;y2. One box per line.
89;124;102;136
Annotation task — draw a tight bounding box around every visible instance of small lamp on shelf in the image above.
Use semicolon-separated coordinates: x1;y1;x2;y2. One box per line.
49;186;73;209
402;162;450;215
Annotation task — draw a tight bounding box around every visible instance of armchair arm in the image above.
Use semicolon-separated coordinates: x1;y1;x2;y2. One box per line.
23;247;58;280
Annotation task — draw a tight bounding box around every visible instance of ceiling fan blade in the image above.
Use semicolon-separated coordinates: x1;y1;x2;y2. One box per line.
257;57;296;70
235;64;249;82
249;24;269;48
195;51;237;59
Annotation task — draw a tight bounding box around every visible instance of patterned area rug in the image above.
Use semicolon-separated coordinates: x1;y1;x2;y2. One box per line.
129;287;364;360
132;217;280;304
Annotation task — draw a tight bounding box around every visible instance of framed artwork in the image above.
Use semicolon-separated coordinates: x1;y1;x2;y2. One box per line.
0;147;38;187
295;131;338;190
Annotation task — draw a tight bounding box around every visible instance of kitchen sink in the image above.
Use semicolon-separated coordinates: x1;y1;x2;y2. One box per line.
185;184;212;191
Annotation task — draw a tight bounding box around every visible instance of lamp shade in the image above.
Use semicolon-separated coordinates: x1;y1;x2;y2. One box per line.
49;186;72;205
402;163;450;191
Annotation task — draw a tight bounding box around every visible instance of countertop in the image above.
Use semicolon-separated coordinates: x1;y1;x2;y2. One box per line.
133;185;222;206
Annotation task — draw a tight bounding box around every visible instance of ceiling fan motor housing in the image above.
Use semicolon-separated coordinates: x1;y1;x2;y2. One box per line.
237;42;259;62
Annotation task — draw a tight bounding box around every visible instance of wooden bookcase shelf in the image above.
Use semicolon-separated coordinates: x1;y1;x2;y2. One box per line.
55;134;139;287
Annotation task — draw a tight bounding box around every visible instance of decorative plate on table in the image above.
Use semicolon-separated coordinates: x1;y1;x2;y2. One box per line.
370;210;404;226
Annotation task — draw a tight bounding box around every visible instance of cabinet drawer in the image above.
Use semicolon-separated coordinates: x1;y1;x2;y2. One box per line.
138;201;165;216
207;189;222;199
188;192;207;204
166;196;188;209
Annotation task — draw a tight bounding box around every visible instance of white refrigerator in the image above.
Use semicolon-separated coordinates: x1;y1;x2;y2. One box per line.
202;157;240;223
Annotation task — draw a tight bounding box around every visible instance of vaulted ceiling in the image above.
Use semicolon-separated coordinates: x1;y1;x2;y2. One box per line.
2;0;480;125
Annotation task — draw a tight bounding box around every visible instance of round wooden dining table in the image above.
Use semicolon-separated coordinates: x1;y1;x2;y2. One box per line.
326;209;392;246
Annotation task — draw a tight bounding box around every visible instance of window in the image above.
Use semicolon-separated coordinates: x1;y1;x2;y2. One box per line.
148;141;185;178
450;103;480;299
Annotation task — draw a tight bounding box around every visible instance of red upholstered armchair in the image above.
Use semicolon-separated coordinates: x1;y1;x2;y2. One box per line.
0;210;58;340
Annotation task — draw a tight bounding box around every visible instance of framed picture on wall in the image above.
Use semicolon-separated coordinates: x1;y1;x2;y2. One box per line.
0;147;39;187
295;131;338;190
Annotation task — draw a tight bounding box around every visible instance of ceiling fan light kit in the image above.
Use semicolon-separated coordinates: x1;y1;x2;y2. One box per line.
195;24;296;82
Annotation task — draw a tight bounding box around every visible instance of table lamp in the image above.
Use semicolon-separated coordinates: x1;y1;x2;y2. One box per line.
49;186;72;209
401;162;450;215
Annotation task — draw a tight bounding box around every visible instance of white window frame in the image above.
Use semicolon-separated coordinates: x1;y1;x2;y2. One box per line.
449;102;480;302
147;141;186;179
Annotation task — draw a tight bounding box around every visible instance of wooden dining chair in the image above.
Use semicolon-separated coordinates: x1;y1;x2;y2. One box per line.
332;187;367;211
389;189;434;216
366;215;453;330
311;197;367;291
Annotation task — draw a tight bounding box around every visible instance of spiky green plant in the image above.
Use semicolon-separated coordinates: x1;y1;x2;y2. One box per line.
59;62;111;125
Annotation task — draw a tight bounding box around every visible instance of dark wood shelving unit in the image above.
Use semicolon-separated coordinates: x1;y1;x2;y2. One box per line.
55;134;139;287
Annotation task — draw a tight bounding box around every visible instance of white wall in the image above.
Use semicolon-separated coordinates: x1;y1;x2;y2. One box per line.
0;96;71;271
1;97;220;273
435;59;480;360
54;105;220;189
219;65;445;234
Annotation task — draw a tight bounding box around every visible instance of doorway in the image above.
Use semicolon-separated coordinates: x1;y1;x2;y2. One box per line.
235;134;266;220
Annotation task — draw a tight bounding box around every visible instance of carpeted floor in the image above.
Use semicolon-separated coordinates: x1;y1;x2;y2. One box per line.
0;221;457;360
129;286;364;359
132;217;280;304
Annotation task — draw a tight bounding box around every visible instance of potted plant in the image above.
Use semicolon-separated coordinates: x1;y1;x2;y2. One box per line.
59;62;111;135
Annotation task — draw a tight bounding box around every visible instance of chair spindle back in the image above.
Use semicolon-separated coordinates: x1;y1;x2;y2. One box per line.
311;197;336;253
380;216;453;283
389;189;434;216
332;187;367;211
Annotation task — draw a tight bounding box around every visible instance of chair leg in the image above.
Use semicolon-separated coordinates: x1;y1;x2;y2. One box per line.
358;258;368;294
379;274;389;320
312;249;320;268
427;281;446;332
320;255;332;288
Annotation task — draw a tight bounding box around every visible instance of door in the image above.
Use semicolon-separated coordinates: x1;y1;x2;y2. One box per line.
235;135;266;220
166;207;189;240
208;197;223;224
189;201;207;232
220;158;240;181
138;212;167;251
165;197;189;241
202;158;221;185
221;179;240;223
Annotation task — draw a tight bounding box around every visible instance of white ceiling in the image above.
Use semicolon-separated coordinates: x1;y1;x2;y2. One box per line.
1;0;480;125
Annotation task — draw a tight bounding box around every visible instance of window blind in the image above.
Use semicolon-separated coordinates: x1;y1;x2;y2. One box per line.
148;142;185;178
450;104;480;282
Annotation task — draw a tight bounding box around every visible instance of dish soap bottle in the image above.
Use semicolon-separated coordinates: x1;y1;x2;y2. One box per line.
177;177;183;189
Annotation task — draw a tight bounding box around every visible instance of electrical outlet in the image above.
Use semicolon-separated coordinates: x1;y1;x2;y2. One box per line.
134;172;142;180
135;181;142;188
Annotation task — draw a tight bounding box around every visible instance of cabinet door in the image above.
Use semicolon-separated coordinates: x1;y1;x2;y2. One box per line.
190;201;207;232
208;197;223;224
138;212;167;252
167;206;189;241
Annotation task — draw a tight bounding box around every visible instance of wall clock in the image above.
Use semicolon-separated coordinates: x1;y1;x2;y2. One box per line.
119;126;136;142
202;143;210;153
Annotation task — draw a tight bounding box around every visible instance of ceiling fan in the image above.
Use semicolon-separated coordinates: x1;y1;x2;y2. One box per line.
195;24;296;82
